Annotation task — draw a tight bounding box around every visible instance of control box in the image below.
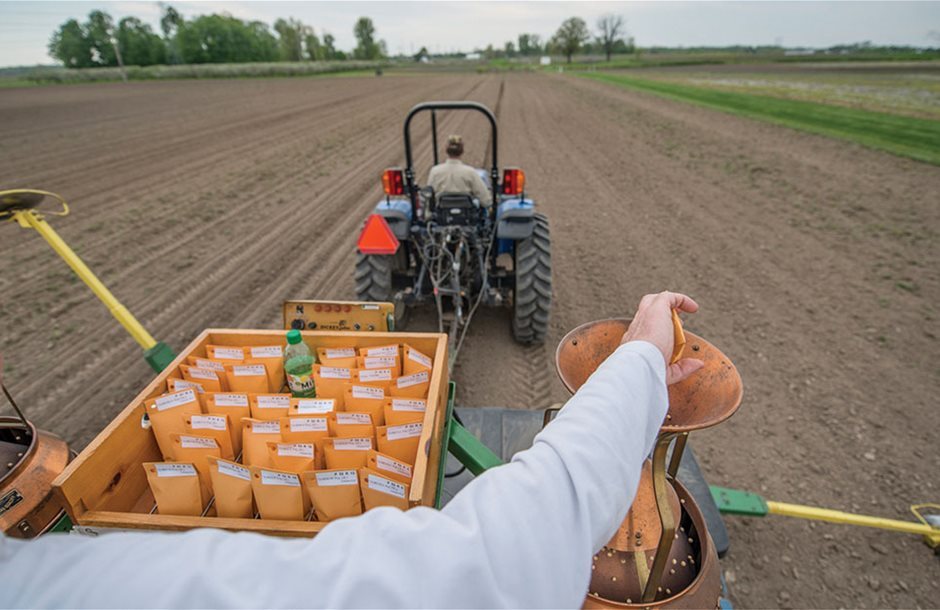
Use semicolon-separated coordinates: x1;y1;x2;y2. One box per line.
282;300;395;332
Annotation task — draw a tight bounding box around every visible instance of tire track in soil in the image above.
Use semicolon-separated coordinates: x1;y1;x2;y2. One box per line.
488;76;556;411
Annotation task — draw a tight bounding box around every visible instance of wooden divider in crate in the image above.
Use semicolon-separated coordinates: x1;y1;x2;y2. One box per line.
52;329;449;535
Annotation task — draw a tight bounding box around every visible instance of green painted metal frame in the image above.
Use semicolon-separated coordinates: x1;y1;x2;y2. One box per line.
46;514;73;534
447;422;504;475
434;382;457;508
709;485;769;516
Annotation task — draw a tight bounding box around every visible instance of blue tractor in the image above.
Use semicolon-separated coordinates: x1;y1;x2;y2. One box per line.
355;102;552;351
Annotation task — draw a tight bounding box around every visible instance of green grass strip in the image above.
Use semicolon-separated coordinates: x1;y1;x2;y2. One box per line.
582;72;940;166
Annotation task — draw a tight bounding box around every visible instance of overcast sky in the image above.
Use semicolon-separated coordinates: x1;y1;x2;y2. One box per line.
2;1;939;68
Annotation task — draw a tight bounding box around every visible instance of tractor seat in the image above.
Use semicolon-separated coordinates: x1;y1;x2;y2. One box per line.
436;192;477;208
433;192;480;226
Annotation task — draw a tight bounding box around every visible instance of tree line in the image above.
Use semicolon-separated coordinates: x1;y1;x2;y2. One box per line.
48;6;385;68
477;15;634;63
48;8;632;69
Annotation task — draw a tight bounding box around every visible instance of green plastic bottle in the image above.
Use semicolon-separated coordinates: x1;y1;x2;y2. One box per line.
284;329;316;398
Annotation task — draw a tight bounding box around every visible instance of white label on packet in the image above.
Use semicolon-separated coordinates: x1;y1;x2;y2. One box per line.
190;415;227;431
407;349;433;369
155;389;197;411
257;395;290;409
387;423;423;441
359;369;392;382
234;364;266;377
320;366;351;380
391;398;426;412
289;417;327;433
251;421;281;434
363;356;396;369
171;379;205;393
218;461;250;481
365;345;398;357
295;399;334;414
155;463;197;478
315;470;358;487
213;347;244;361
368;474;405;498
214;393;249;407
251;346;283;358
193;358;225;372
376;454;412;478
261;470;300;487
336;412;371;425
180;435;218;449
187;367;219;381
333;438;372;451
277;443;314;458
352;385;384;400
325;348;356;359
397;371;429;389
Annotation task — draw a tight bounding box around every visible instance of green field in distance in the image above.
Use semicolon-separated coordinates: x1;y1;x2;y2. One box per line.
583;71;940;166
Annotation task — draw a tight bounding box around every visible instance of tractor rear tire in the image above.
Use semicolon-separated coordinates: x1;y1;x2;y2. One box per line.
354;254;393;302
512;213;552;345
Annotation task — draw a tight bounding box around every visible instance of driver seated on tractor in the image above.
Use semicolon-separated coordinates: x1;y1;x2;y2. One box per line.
427;135;492;206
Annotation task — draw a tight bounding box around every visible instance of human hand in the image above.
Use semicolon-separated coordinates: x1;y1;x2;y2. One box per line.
621;291;705;385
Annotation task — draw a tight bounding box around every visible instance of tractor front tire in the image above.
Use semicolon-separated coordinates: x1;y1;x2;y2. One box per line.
354;254;393;302
512;213;552;345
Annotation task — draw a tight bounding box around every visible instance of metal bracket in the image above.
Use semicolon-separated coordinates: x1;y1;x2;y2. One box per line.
709;486;770;517
446;419;504;476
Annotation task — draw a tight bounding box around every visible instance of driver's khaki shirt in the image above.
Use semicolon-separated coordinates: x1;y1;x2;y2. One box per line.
427;158;492;207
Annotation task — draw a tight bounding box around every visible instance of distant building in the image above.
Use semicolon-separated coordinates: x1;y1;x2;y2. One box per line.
466;52;481;60
784;48;815;56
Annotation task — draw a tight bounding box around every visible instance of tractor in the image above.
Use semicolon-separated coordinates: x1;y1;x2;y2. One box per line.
354;102;552;353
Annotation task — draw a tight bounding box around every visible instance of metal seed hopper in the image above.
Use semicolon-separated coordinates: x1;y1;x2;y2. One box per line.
556;318;743;608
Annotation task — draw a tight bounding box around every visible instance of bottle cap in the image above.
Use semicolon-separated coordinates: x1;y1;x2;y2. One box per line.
286;329;303;345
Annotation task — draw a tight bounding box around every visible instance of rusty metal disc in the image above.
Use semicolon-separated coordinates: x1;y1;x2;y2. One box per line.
554;318;742;433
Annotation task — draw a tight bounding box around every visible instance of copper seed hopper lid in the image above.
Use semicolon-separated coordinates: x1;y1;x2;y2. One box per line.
555;318;742;433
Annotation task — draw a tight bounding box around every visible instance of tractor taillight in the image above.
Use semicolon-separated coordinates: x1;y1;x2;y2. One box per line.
502;168;525;196
382;169;405;196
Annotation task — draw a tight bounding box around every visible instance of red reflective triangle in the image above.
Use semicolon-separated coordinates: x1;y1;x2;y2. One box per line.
357;214;400;255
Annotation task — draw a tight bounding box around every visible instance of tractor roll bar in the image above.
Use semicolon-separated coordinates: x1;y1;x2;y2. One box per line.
403;101;499;212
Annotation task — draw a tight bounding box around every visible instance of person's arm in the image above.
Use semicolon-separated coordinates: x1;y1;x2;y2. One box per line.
1;293;700;609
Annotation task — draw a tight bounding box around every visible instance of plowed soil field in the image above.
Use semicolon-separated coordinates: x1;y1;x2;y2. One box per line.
1;72;937;608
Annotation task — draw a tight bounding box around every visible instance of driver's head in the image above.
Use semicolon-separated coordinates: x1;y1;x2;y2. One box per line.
446;135;464;158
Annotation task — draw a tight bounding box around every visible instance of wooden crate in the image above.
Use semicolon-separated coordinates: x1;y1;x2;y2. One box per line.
52;329;449;536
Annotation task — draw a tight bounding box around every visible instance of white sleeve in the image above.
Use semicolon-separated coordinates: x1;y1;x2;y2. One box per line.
0;342;667;609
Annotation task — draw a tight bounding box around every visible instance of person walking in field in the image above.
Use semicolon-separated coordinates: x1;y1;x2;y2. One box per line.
428;134;493;206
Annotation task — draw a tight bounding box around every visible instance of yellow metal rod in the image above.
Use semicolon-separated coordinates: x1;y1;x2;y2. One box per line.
14;210;157;350
766;501;938;537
